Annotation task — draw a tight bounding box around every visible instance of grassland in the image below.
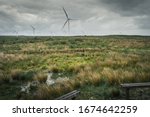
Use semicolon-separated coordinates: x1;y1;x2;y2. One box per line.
0;35;150;99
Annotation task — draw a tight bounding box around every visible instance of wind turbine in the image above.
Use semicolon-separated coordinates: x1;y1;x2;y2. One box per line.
14;30;18;38
31;25;35;36
62;7;77;33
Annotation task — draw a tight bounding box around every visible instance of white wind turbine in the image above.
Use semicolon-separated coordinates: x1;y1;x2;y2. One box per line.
30;25;35;36
14;30;18;38
62;7;77;33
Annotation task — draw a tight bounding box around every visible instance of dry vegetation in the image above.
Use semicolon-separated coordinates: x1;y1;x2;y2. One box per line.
0;35;150;99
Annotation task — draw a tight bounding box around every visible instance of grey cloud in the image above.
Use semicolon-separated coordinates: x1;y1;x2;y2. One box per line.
135;16;150;29
100;0;150;30
100;0;150;16
0;0;149;35
101;0;143;9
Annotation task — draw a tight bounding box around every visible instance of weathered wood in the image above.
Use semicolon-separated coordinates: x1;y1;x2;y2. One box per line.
121;82;150;88
56;90;80;100
121;82;150;100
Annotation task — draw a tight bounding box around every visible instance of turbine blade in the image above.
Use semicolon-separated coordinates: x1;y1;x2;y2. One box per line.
31;25;33;29
30;25;35;35
31;25;35;30
63;7;69;19
62;20;68;29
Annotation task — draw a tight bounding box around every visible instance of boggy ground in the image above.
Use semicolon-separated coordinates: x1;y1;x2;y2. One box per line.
0;35;150;99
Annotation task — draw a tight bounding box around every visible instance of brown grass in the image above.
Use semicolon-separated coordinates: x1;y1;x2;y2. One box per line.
35;84;55;99
10;69;23;81
33;73;47;83
101;67;121;85
21;42;48;52
0;52;28;62
35;80;75;99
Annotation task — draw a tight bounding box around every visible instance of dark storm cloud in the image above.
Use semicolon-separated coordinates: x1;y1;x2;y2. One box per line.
136;16;150;29
100;0;150;16
100;0;150;31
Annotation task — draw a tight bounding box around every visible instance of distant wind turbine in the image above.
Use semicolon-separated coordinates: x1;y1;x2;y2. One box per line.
31;25;35;35
14;30;18;37
62;7;77;33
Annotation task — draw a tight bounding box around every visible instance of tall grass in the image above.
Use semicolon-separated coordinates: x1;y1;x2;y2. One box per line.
34;51;150;99
33;73;47;83
0;35;150;99
0;72;11;84
10;69;23;81
35;80;74;99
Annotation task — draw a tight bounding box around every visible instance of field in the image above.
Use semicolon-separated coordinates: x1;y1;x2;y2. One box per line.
0;35;150;99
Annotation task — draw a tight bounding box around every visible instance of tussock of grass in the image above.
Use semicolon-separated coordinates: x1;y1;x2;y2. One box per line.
10;69;35;81
50;66;61;73
0;72;11;84
35;80;75;99
33;73;47;83
10;69;23;81
35;84;55;99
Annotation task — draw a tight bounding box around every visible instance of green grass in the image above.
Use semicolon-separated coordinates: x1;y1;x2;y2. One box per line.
0;35;150;99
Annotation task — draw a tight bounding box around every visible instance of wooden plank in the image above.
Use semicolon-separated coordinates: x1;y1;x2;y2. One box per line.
121;82;150;88
56;90;80;100
121;82;150;99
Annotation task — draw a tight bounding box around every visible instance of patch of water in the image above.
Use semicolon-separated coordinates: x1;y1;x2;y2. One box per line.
46;72;55;86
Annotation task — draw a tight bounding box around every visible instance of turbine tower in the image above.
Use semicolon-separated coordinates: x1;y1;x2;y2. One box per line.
14;30;18;38
62;7;77;33
31;25;35;36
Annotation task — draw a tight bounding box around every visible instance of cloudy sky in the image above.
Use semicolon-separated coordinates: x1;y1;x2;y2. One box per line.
0;0;150;36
